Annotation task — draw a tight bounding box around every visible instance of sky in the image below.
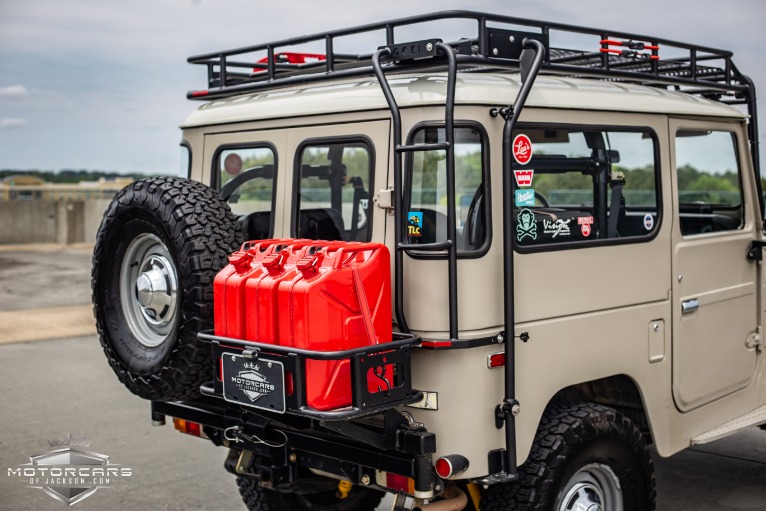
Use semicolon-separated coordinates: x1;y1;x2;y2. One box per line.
1;0;765;175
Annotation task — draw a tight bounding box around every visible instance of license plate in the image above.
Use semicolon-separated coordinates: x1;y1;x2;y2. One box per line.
221;353;286;414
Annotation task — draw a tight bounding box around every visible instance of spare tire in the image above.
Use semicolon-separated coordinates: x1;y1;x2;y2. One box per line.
92;177;243;401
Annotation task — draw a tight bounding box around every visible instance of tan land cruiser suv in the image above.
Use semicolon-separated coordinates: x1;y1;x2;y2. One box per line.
91;10;766;511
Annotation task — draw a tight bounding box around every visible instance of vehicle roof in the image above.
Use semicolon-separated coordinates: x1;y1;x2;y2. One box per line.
181;72;746;129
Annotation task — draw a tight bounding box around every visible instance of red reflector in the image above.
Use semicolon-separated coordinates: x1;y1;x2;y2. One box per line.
173;417;205;438
488;352;506;368
385;472;414;493
187;421;202;437
435;457;452;478
191;90;209;97
422;340;452;348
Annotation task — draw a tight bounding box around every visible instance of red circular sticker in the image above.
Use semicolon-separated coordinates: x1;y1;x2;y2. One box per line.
513;134;533;165
223;153;243;176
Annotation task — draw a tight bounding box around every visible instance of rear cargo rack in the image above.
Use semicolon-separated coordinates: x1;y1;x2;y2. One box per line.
198;330;422;421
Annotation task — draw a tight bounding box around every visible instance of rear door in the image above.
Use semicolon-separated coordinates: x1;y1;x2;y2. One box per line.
670;118;760;411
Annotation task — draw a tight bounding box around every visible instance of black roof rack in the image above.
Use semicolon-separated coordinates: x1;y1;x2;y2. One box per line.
187;10;753;106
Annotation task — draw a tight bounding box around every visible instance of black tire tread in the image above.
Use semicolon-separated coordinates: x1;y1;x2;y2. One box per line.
92;176;243;401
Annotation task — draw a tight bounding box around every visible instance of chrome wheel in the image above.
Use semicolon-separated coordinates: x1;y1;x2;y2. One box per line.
120;233;179;348
556;463;623;511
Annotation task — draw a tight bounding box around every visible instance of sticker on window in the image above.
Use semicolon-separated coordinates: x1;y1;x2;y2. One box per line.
407;211;424;238
643;214;654;231
578;216;594;237
513;134;533;165
514;169;534;187
516;209;537;242
543;218;572;238
515;189;536;207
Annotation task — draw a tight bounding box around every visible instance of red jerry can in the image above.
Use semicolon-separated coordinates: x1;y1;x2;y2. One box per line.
279;242;393;410
244;239;318;344
213;239;288;339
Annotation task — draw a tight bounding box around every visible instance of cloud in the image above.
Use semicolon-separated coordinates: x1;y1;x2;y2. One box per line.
0;84;29;97
0;118;28;129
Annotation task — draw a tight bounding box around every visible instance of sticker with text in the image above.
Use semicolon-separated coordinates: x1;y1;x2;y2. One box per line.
513;169;534;187
407;211;423;238
543;218;572;238
643;214;654;231
513;134;533;165
514;189;536;207
578;216;594;237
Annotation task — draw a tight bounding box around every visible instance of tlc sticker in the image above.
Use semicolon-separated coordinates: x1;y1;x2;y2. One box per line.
515;189;536;207
407;211;423;237
514;169;534;187
643;214;654;231
513;134;533;165
578;216;594;237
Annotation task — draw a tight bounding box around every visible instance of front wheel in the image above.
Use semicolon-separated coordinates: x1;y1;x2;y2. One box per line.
481;403;656;511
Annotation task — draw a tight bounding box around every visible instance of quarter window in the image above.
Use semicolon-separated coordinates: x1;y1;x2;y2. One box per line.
675;130;743;235
295;141;372;242
512;127;659;247
406;126;488;253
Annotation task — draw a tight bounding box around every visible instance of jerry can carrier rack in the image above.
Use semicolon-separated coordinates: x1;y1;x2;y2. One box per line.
198;330;423;421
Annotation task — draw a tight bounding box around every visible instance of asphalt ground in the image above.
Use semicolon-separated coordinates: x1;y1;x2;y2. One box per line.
0;244;765;510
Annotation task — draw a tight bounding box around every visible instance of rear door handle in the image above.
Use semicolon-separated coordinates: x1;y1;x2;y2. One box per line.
681;298;700;314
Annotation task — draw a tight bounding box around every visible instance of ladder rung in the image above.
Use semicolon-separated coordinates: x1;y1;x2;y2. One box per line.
396;142;450;153
397;240;452;251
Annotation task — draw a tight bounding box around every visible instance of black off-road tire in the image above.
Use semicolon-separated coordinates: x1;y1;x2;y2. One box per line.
481;403;656;511
236;475;384;511
92;177;242;401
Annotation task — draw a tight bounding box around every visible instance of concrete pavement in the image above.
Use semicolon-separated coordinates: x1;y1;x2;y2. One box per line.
0;245;765;510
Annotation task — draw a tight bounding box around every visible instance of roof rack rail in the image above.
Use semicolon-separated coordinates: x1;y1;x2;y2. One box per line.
187;9;752;106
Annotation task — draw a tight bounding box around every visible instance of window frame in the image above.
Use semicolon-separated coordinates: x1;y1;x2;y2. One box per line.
210;142;279;239
511;123;662;254
673;128;745;237
291;135;375;242
403;120;492;259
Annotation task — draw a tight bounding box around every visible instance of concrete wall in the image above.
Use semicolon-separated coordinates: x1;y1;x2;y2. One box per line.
0;199;112;245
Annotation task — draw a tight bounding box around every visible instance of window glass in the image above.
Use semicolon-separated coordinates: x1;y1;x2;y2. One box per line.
407;127;487;252
217;146;276;240
296;141;372;242
675;130;743;235
179;143;191;178
512;128;658;247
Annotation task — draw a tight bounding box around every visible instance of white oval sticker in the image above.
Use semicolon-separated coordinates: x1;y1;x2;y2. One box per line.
643;214;654;231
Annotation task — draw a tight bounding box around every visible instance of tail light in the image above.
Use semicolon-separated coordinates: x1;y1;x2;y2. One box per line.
434;455;469;479
173;418;208;439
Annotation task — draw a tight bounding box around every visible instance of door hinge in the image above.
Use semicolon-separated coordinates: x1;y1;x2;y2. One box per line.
746;329;762;352
747;240;766;262
374;188;395;214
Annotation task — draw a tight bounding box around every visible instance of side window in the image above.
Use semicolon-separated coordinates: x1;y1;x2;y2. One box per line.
512;127;659;248
295;140;372;242
179;142;191;179
407;126;488;253
216;146;276;240
675;130;743;235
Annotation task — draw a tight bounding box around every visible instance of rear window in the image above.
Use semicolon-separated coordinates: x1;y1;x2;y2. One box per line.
294;139;373;242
